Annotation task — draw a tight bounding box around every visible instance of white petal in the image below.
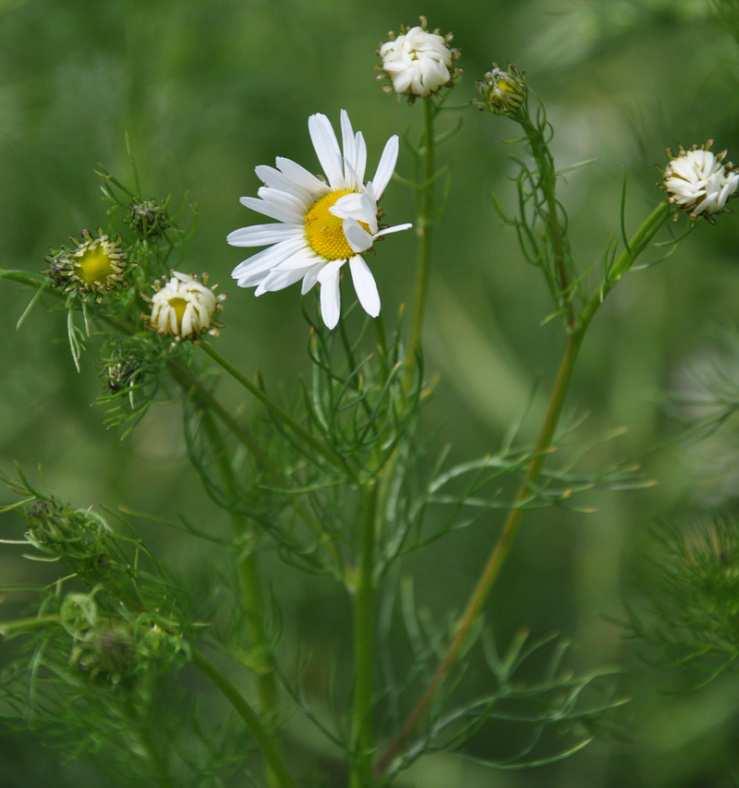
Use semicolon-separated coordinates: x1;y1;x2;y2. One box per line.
275;156;329;196
257;187;307;217
255;165;312;204
256;265;314;295
375;223;413;238
349;255;380;318
317;261;343;329
340;109;357;186
300;262;324;295
372;135;399;200
227;223;303;247
354;132;367;184
240;195;303;224
274;247;324;271
343;219;374;254
232;237;308;284
331;190;378;234
308;113;344;189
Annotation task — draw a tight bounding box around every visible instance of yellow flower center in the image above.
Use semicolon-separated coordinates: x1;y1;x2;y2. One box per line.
78;246;113;285
168;297;188;327
304;189;360;261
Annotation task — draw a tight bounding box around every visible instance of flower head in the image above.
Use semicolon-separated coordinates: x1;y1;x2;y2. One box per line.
664;142;738;219
476;64;527;117
73;230;126;291
379;17;459;98
46;230;126;295
149;272;224;340
227;109;412;329
128;198;171;238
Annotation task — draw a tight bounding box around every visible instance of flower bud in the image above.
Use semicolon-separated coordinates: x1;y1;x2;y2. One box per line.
379;17;461;99
149;271;225;340
45;230;127;296
664;141;738;219
128;198;171;239
476;64;527;117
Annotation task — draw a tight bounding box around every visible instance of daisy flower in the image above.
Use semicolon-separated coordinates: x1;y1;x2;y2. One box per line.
664;143;738;219
227;109;411;329
379;19;458;98
149;272;224;340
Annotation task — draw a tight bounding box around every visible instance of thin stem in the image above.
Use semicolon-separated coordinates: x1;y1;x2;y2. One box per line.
136;718;174;788
374;202;672;777
0;270;270;468
0;268;341;570
374;313;390;380
200;412;283;788
192;650;295;788
166;360;268;468
520;112;576;330
193;345;343;571
350;481;378;788
199;340;351;476
0;614;61;638
579;201;671;332
405;97;436;383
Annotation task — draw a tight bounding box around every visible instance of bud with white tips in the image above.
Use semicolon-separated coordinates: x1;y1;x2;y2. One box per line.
149;272;225;340
378;17;460;99
664;141;738;219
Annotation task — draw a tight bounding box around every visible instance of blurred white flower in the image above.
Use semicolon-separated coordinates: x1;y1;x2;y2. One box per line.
664;143;738;218
150;272;224;340
379;22;456;97
227;109;411;330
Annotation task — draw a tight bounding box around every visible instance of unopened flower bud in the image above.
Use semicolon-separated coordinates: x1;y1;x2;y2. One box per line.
664;141;738;219
379;17;460;98
149;271;225;340
128;198;171;238
476;64;527;116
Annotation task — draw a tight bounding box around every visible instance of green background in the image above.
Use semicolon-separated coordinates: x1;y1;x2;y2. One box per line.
1;0;737;785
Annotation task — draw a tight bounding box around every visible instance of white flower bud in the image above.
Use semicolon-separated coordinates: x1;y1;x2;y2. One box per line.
664;143;738;219
379;22;457;98
149;272;224;340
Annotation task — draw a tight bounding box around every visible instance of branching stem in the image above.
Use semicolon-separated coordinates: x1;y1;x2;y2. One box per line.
199;412;283;788
374;202;671;777
519;112;576;329
199;340;352;477
192;650;295;788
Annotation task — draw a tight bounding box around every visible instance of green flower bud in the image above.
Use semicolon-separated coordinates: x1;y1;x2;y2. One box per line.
476;64;527;117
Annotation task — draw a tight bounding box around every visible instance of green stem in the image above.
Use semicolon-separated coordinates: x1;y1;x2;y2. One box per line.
0;269;269;469
405;97;436;383
199;412;283;788
350;481;378;788
136;718;174;788
1;268;343;571
192;650;295;788
579;202;671;332
374;314;390;380
520;113;576;329
199;340;351;477
374;202;671;777
0;614;60;638
167;359;268;468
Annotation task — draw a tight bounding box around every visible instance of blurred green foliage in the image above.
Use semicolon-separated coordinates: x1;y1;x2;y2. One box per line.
1;0;738;785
